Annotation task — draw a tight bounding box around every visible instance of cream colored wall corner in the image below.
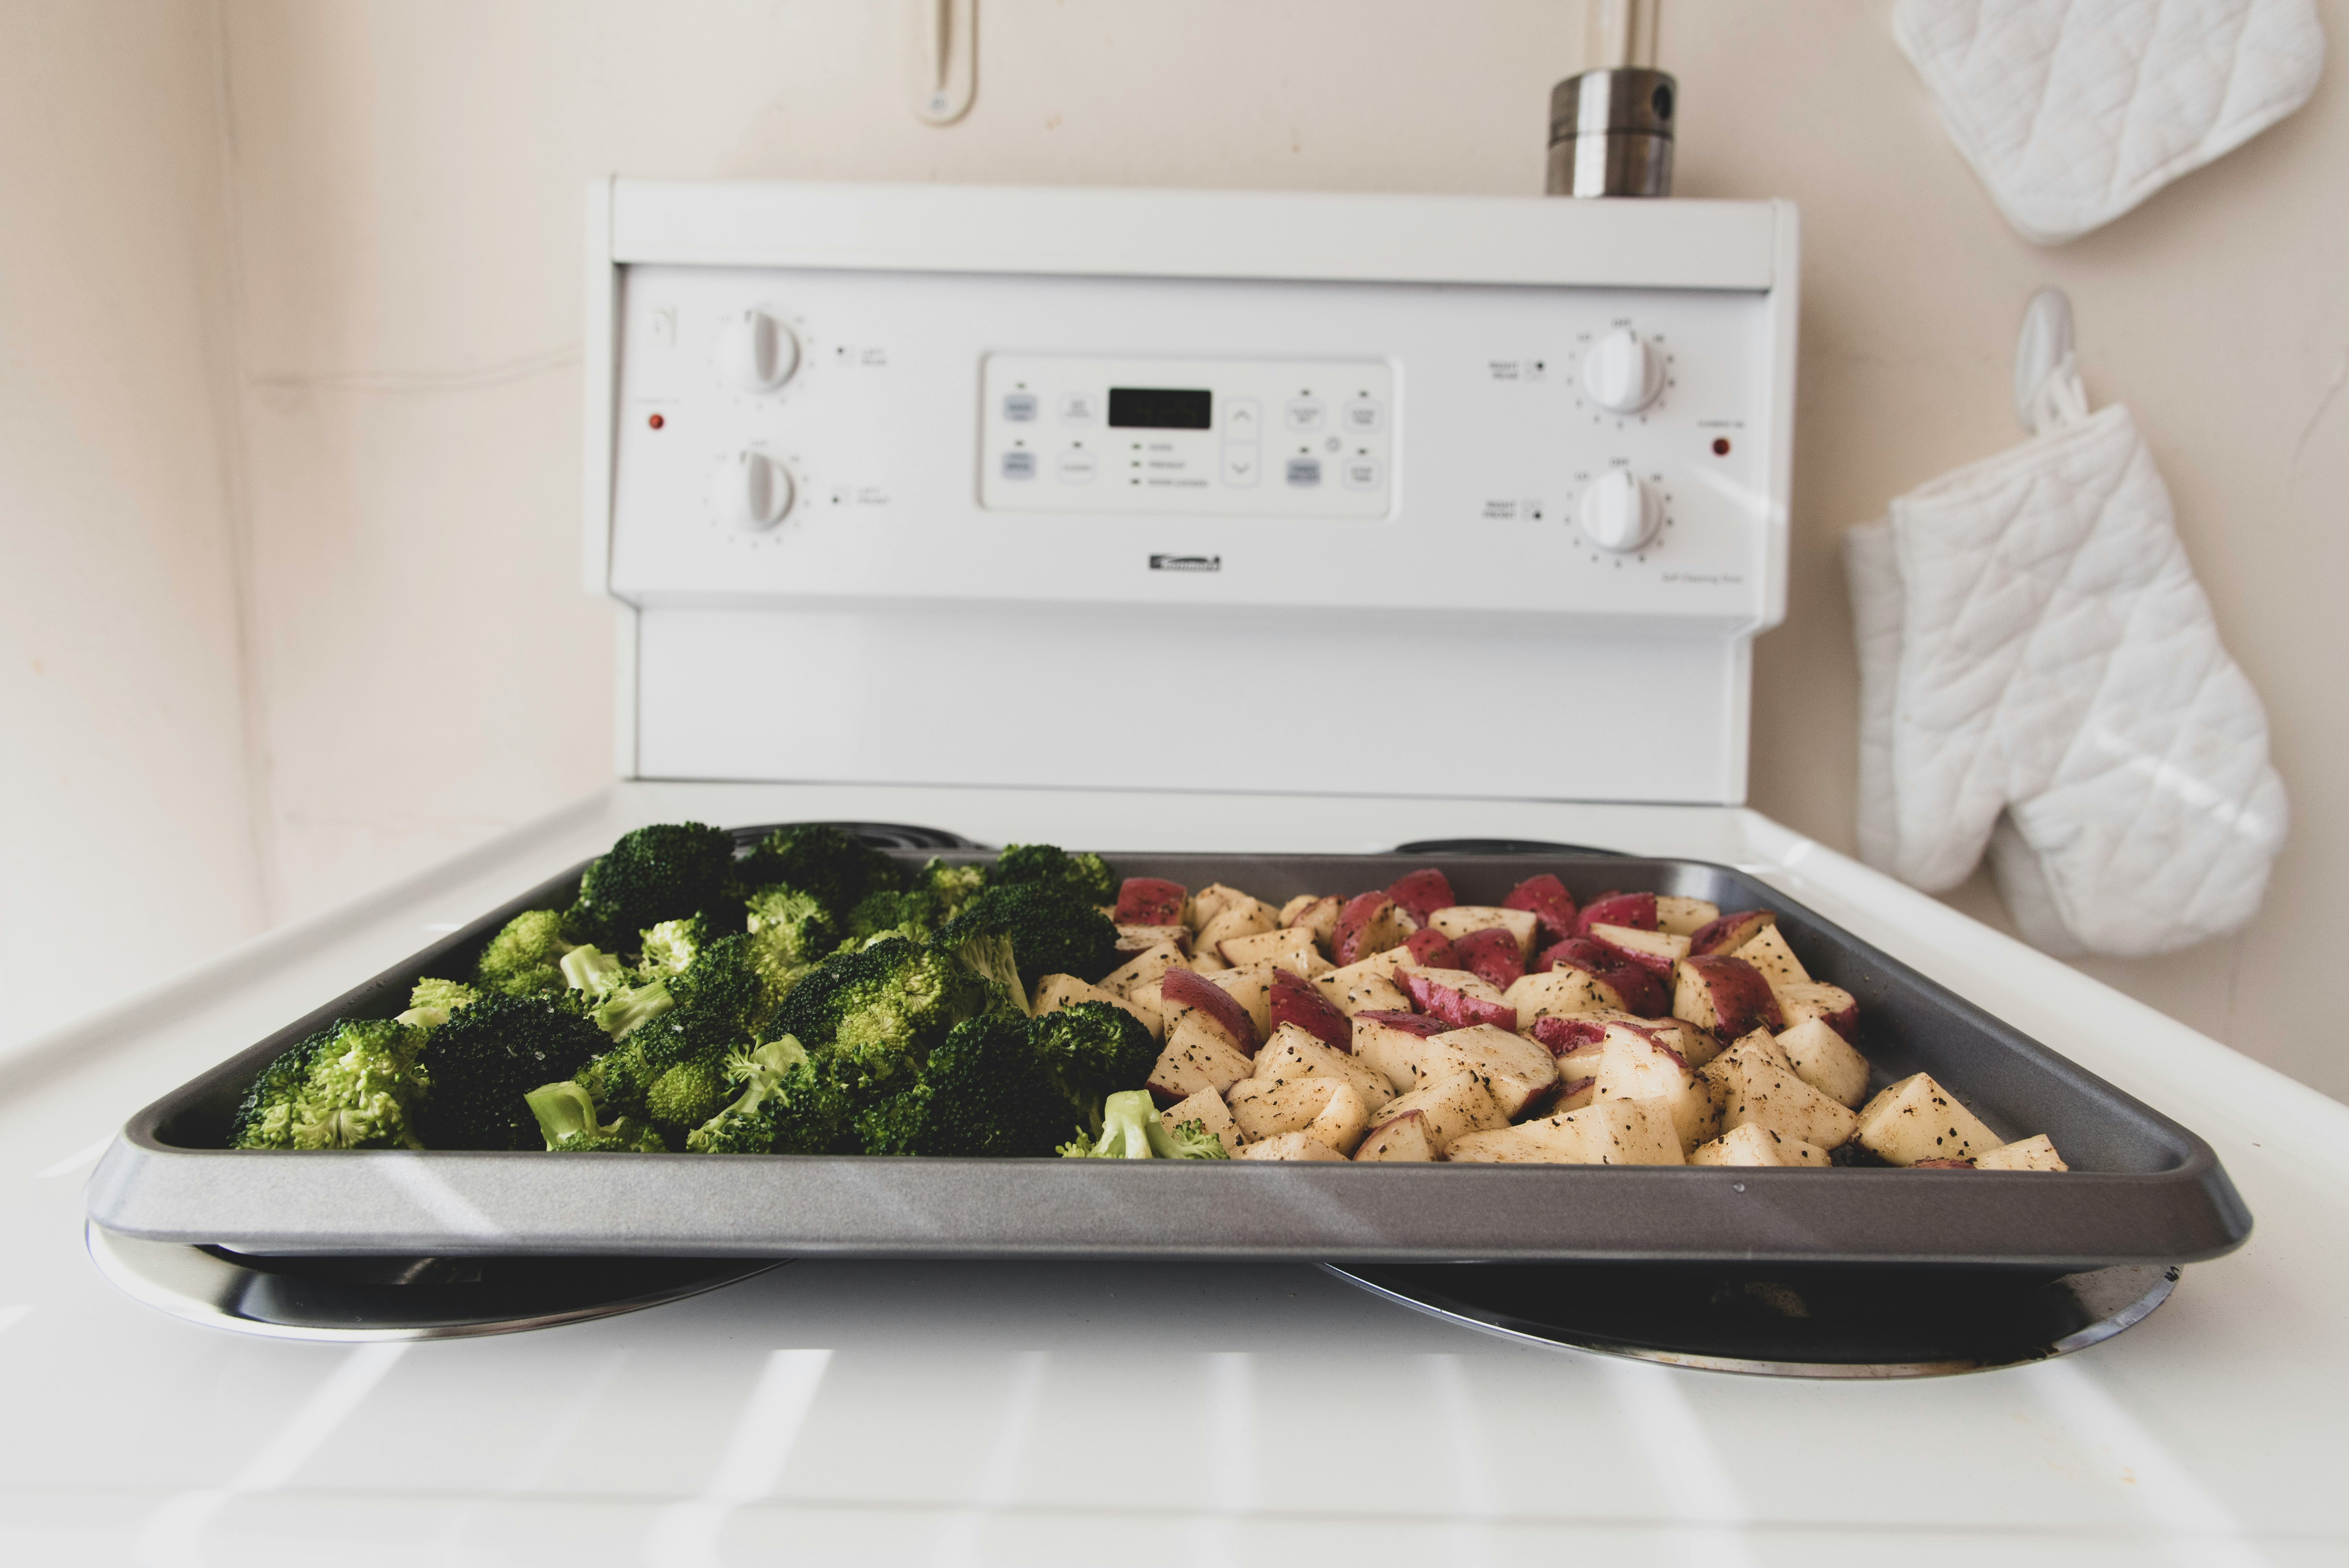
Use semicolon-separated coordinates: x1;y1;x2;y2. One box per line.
0;1;266;1050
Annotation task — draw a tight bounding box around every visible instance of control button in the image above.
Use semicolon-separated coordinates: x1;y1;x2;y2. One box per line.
1580;328;1665;414
1342;401;1384;433
715;451;794;531
1223;450;1260;487
1002;392;1039;422
1058;393;1096;424
1341;457;1382;490
1001;449;1037;480
1578;469;1660;551
1285;457;1322;487
717;308;800;393
1223;398;1263;438
1056;449;1098;483
1285;399;1326;433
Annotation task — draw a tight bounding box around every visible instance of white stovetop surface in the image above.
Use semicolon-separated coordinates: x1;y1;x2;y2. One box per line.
3;780;2343;1563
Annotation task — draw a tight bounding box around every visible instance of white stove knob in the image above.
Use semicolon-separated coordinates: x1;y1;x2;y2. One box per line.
1578;470;1659;552
717;307;799;393
1580;327;1664;414
716;451;794;531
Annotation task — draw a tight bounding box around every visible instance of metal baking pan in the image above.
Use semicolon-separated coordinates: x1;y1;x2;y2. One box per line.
86;831;2253;1269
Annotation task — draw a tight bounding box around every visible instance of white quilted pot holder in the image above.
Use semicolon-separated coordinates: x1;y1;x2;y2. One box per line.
1847;361;2287;957
1895;0;2326;244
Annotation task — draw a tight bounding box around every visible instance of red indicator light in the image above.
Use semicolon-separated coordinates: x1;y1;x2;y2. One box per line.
1711;437;1730;456
648;413;666;430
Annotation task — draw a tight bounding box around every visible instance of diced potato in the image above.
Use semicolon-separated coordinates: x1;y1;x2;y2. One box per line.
1186;883;1253;932
1690;1123;1829;1167
1731;924;1810;992
1227;1076;1371;1154
1146;1016;1255;1102
1115;924;1189;955
1447;1099;1682;1166
1775;1017;1869;1108
1098;941;1186;998
1283;894;1343;951
1653;896;1722;937
1353;1110;1440;1162
1188;947;1230;973
1588;923;1691;975
1158;1089;1242;1156
1309;964;1412;1019
1975;1134;2069;1172
1776;981;1858;1038
1705;1033;1859;1151
1362;1069;1506;1156
1590;1035;1723;1155
1253;1024;1398;1111
1219;926;1330;975
1237;1130;1350;1162
1504;969;1614;1032
1204;964;1274;1041
1030;974;1158;1039
1426;906;1540;960
1125;977;1164;1033
1853;1073;2001;1167
1198;897;1279;956
1353;1021;1560;1119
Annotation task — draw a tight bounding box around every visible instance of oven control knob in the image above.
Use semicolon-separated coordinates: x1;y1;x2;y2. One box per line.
1580;327;1664;413
716;451;795;531
1578;470;1659;552
717;307;799;393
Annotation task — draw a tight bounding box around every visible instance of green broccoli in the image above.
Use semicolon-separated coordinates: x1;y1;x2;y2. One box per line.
842;887;946;947
932;882;1123;993
745;885;837;966
230;1019;430;1151
558;946;627;1000
857;1012;1074;1157
474;909;577;998
590;975;673;1040
1029;1001;1160;1141
1058;1090;1228;1159
772;935;994;1066
638;916;708;977
524;1080;667;1152
991;844;1118;907
396;977;481;1030
686;1035;810;1153
914;858;988;923
738;824;904;917
415;994;610;1150
564;822;738;948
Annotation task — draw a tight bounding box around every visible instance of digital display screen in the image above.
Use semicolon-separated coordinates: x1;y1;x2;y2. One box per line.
1108;387;1213;429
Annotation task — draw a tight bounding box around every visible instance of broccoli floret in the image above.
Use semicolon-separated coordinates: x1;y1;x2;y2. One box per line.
524;1080;667;1152
991;844;1118;907
396;977;481;1030
843;887;945;947
1058;1090;1226;1159
645;1055;731;1130
574;1038;662;1123
858;1012;1073;1157
745;886;837;967
1029;1001;1160;1139
686;1035;810;1153
589;975;673;1040
915;859;988;923
230;1019;430;1151
565;822;738;948
668;932;777;1036
932;882;1122;993
475;909;577;998
773;935;998;1071
558;946;627;1001
638;916;708;977
416;994;608;1150
738;824;903;917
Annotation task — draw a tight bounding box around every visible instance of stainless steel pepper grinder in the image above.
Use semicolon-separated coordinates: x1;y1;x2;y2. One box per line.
1548;0;1674;198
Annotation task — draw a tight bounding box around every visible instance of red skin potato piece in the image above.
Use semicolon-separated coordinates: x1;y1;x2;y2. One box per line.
1686;910;1775;957
1452;927;1525;990
1609;1018;1688;1069
1269;968;1351;1051
1160;968;1260;1054
1814;996;1860;1041
1397;970;1520;1032
1600;966;1668;1017
1536;936;1616;973
1912;1158;1976;1169
1574;891;1657;937
1333;893;1399;966
1114;877;1188;926
1529;1015;1607;1055
1403;927;1460;969
1387;869;1456;925
1355;1009;1453;1039
1682;954;1784;1039
1502;875;1578;943
1588;927;1679;979
1532;937;1666;1017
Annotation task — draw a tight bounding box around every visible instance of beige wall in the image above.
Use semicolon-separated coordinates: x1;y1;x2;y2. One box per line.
0;1;266;1047
8;2;2343;1098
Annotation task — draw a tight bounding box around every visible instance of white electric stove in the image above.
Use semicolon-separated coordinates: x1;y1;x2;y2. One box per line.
4;185;2345;1559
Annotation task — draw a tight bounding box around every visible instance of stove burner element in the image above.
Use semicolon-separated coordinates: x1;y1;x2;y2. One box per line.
1326;1260;2177;1378
87;1224;779;1342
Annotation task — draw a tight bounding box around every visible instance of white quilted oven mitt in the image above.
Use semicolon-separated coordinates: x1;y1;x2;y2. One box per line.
1895;0;2325;244
1847;299;2285;957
